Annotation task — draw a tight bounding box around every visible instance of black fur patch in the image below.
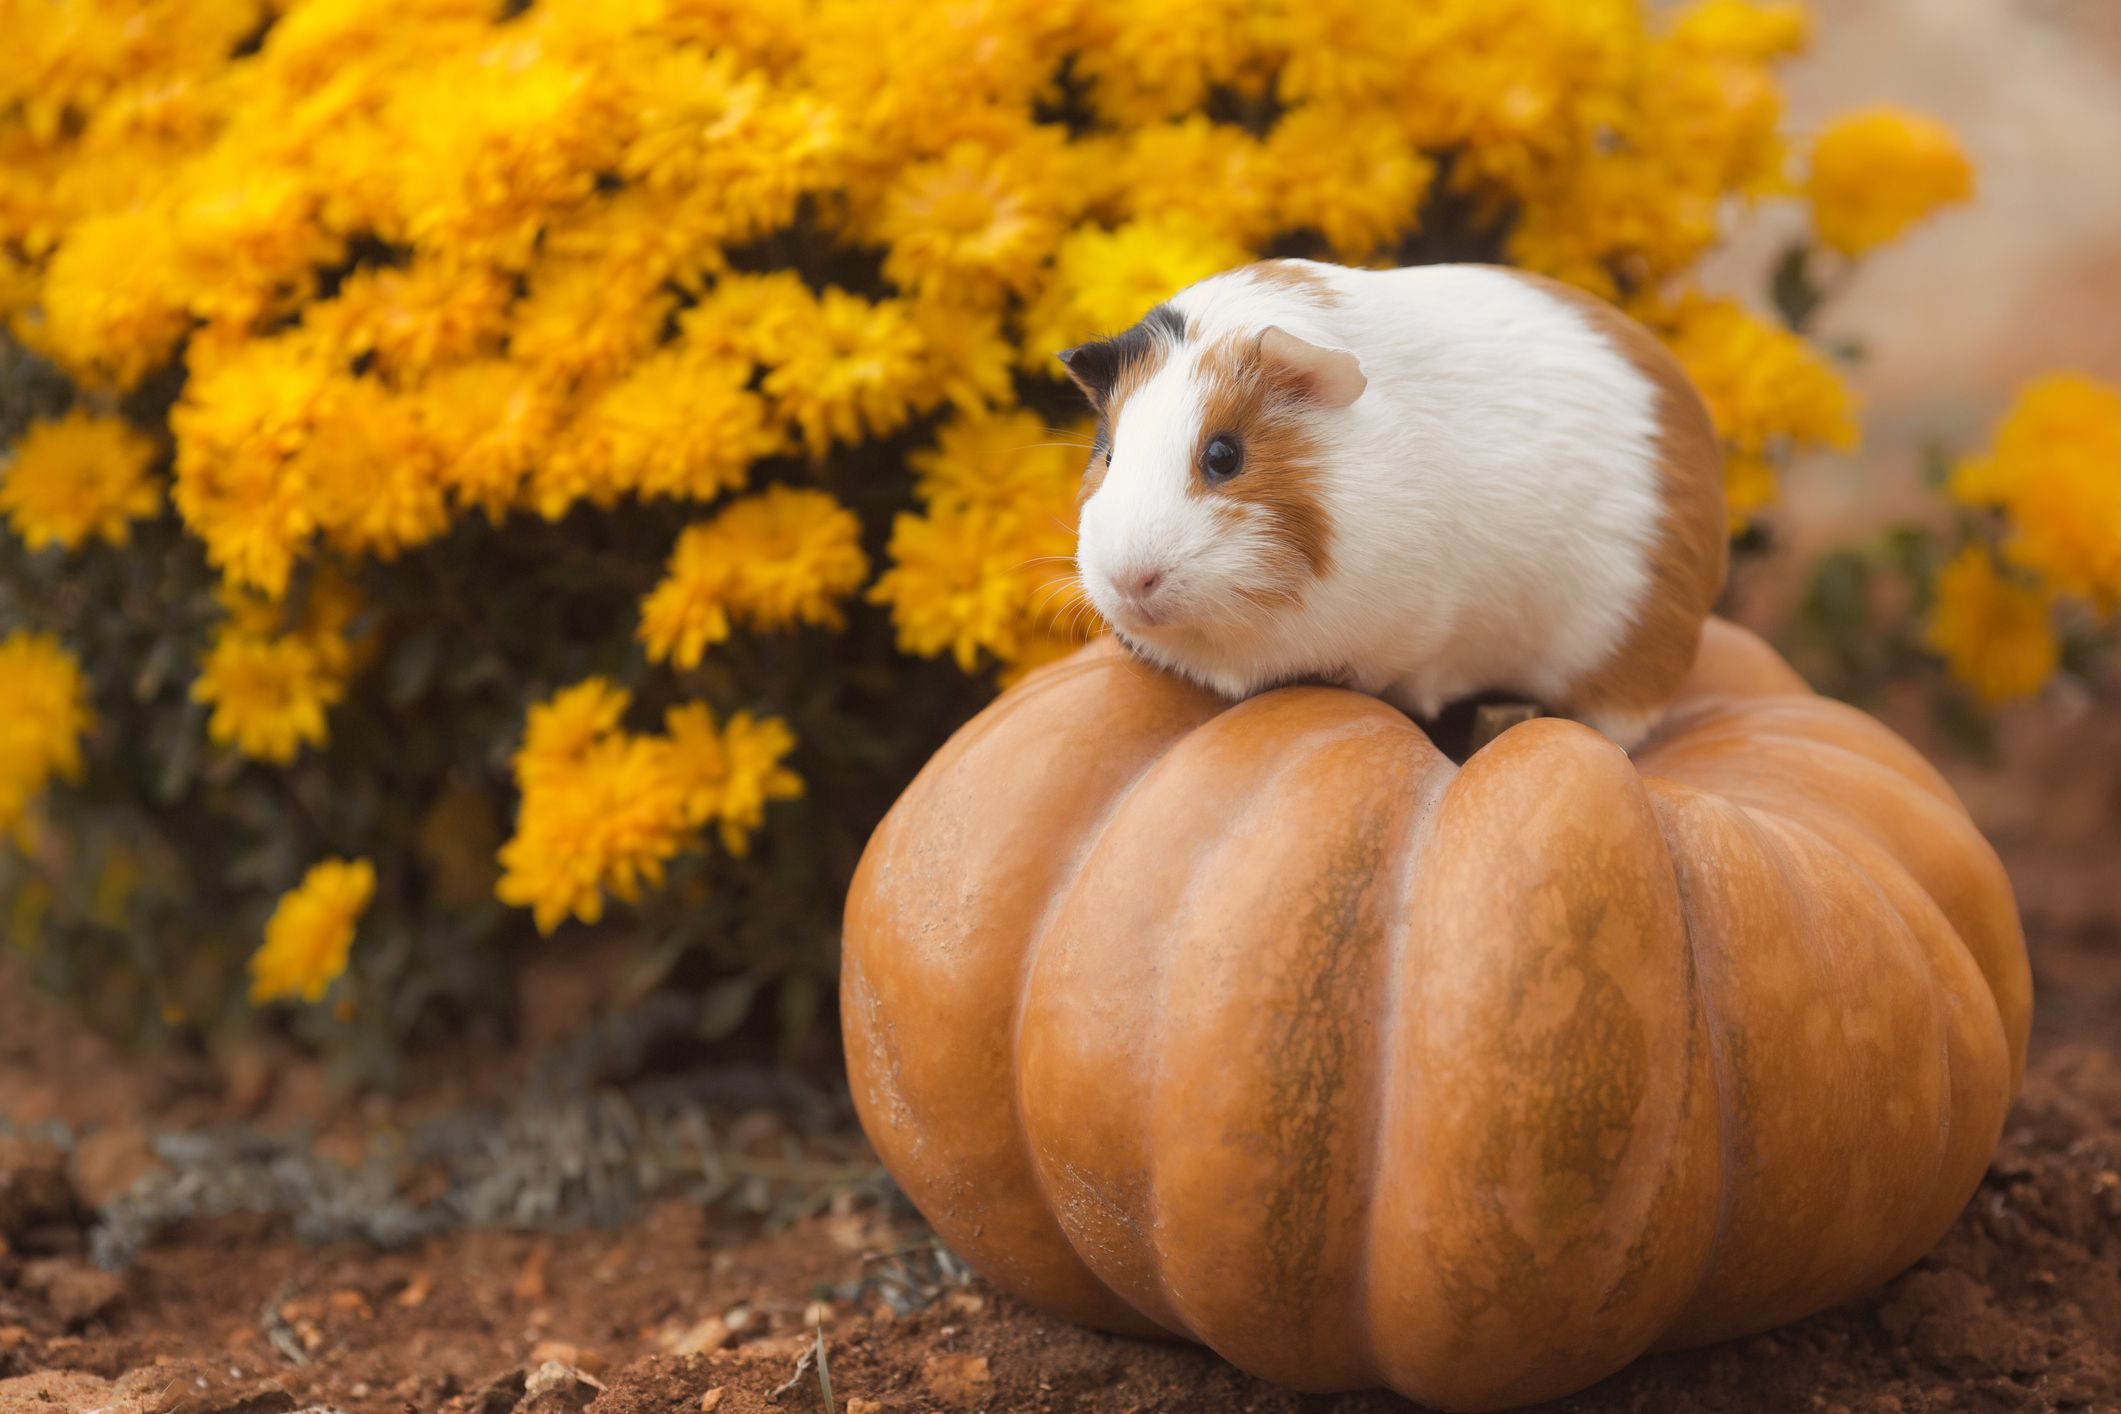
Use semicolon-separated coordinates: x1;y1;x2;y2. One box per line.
1057;302;1186;408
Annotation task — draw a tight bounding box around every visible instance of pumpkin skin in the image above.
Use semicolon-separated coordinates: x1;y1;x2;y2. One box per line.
841;619;2031;1412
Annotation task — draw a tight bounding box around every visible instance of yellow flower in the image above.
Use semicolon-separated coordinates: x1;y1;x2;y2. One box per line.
662;701;728;827
542;185;728;295
643;0;807;73
1021;219;1250;372
170;331;340;594
1951;373;2121;611
418;359;562;520
800;0;1060;165
713;710;803;856
213;565;370;684
1666;0;1809;62
875;407;1095;676
617;46;843;246
514;677;633;790
870;502;1079;674
498;731;692;933
191;629;345;763
540;351;779;516
1658;293;1858;528
500;678;796;934
662;702;803;855
311;259;513;378
28;208;193;389
167;145;342;331
1116;118;1277;249
1922;548;2057;706
1074;0;1267;126
0;631;92;844
1808;106;1973;257
1505;1;1799;296
1262;0;1421;107
508;258;676;384
2;409;160;551
384;36;614;269
248;858;376;1004
638;547;733;671
1399;0;1637;199
680;271;818;366
909;409;1085;512
761;288;929;458
877;135;1068;307
639;487;870;669
907;297;1019;416
303;376;451;562
1264;104;1437;259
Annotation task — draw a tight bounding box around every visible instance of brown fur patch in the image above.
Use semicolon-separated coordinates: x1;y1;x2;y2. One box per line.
1243;260;1342;307
1491;269;1729;723
1189;334;1335;604
1077;445;1109;506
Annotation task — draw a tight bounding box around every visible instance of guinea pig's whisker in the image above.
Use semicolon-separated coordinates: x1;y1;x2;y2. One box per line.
1030;582;1079;619
1061;596;1095;639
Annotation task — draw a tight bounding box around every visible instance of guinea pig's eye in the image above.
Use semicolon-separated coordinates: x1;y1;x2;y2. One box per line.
1200;434;1245;484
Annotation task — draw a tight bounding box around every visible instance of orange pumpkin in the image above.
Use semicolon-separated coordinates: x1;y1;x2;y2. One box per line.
841;619;2030;1412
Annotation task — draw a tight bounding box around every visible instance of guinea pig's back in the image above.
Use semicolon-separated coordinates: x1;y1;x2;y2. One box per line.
1321;263;1727;721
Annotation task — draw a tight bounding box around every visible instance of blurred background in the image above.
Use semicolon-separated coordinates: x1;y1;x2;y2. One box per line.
0;1;2116;1408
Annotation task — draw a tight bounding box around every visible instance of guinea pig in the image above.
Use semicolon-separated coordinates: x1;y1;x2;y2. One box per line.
1059;259;1728;750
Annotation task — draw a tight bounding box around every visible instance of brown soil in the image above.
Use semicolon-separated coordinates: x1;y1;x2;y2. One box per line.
2;916;2117;1414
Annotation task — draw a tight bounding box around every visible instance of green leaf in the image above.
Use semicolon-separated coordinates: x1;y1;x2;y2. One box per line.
699;973;760;1042
1800;549;1872;632
1770;244;1822;332
1932;687;2000;764
387;627;444;706
776;973;821;1059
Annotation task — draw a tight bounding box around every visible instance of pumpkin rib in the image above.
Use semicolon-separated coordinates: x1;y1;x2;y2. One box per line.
1346;729;1458;1385
845;646;1219;1340
1637;780;1745;1340
1132;698;1452;1387
1745;800;2013;1291
1649;733;2025;1081
1642;700;1958;809
1646;740;2015;1335
1662;750;2010;1305
1361;719;1725;1409
1640;785;1962;1346
1734;807;1957;1315
1004;667;1223;1340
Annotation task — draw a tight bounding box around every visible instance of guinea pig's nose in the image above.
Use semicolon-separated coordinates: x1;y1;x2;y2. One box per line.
1132;569;1164;600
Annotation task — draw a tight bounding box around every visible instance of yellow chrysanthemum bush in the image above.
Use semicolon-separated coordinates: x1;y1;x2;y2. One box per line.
0;0;2023;1055
1796;370;2121;748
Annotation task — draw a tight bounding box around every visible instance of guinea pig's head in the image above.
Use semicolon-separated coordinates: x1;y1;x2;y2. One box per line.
1061;306;1367;651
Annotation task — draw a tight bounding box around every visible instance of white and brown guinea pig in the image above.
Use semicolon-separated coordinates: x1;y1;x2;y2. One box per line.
1059;259;1727;750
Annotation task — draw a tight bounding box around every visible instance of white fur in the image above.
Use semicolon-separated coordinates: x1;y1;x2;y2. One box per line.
1074;261;1666;727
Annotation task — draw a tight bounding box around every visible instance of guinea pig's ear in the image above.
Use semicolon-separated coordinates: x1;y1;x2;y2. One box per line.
1056;340;1120;408
1257;326;1366;408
